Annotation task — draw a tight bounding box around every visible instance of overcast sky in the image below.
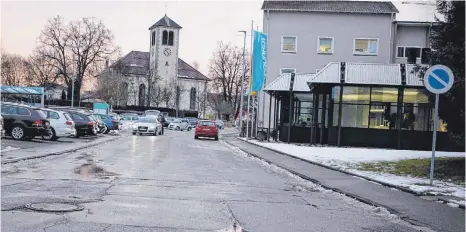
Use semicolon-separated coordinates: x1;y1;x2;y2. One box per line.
1;0;438;75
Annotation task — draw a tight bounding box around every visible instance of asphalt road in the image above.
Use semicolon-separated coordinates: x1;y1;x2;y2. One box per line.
1;134;101;150
1;130;433;232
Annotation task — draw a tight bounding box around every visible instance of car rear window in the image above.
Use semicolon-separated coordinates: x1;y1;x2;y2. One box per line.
63;113;72;121
199;121;215;127
34;109;47;118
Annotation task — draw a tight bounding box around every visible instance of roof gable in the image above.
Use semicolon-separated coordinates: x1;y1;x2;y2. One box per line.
149;15;182;30
261;1;399;14
108;51;208;81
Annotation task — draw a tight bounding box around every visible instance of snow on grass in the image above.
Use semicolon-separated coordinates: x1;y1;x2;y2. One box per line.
1;146;20;153
243;138;465;198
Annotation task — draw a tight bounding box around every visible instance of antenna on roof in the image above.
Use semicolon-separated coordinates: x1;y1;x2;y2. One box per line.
164;3;168;15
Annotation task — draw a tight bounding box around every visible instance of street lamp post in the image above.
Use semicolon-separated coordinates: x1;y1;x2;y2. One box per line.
238;30;247;136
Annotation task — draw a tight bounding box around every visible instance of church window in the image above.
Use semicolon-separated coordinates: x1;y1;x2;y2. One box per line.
151;31;155;46
138;84;146;106
168;31;174;46
190;87;196;110
162;30;168;45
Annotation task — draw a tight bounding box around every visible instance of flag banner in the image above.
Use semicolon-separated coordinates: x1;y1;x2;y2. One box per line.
251;30;267;92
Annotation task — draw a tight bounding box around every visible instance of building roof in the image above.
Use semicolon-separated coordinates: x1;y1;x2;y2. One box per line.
261;0;399;14
308;62;424;87
264;73;314;92
109;51;209;81
149;15;182;30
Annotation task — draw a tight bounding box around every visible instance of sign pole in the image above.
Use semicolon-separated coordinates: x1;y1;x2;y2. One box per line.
429;94;439;185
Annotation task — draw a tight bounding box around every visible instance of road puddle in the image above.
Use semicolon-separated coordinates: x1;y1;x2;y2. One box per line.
74;152;117;178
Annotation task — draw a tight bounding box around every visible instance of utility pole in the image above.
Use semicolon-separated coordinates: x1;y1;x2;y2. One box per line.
238;30;247;136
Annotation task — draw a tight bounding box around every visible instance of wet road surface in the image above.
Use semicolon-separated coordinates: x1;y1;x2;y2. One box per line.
1;130;433;232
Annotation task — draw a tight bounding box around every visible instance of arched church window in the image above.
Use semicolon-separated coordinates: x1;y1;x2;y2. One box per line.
138;84;146;106
162;30;168;45
168;31;174;46
151;31;155;46
190;87;196;110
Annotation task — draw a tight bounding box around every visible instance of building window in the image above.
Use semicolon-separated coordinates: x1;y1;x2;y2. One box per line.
168;31;174;46
138;84;146;106
280;68;296;75
281;36;297;53
162;30;168;45
353;38;378;55
317;37;334;54
190;87;196;110
396;46;422;58
151;31;155;46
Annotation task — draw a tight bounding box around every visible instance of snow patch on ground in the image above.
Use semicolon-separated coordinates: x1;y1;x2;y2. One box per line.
243;138;465;198
447;199;465;207
1;146;21;153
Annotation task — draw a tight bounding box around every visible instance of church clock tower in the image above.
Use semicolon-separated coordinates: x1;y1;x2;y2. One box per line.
148;15;182;87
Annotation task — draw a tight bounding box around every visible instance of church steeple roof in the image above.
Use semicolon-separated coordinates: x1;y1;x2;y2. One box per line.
148;15;182;30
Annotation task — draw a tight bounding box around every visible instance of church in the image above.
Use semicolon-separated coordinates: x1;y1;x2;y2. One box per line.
103;15;209;117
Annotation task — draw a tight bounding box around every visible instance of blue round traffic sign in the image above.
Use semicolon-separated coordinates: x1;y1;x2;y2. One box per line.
424;65;454;94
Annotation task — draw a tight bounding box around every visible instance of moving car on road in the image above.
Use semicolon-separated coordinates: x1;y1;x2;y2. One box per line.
168;118;191;131
41;108;76;140
1;102;52;140
132;116;163;136
194;120;219;140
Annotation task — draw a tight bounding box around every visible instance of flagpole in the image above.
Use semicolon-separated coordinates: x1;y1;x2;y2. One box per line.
246;20;253;138
255;25;260;139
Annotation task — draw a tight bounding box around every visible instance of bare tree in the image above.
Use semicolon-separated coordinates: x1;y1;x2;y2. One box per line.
1;52;30;86
26;51;59;87
208;41;250;121
36;15;117;102
148;69;163;107
96;59;129;106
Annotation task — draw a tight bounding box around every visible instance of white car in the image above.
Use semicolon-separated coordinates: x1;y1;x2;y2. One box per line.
41;109;77;141
132;116;163;135
168;118;191;131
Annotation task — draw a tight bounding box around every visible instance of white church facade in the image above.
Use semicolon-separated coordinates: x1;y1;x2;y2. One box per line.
103;15;209;116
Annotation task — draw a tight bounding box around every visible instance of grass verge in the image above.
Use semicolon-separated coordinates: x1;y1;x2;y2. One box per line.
355;157;465;186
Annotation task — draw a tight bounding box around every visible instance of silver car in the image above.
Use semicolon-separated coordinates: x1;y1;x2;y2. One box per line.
132;116;163;136
168;118;191;131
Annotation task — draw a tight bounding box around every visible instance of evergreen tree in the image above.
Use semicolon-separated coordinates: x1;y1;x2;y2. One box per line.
416;1;465;142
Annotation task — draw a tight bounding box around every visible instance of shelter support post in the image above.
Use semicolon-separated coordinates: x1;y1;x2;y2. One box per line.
337;84;344;147
396;87;404;149
267;93;272;141
320;93;327;144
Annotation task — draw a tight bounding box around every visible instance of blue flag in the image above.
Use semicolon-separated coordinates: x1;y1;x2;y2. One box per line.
251;31;267;92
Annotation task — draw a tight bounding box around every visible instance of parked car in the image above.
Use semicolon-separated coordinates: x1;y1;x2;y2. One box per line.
89;114;107;134
1;102;52;140
184;117;199;127
41;109;77;140
194;120;219;140
0;115;4;137
215;119;224;129
60;110;97;137
168;118;191;131
145;110;161;117
132;116;163;135
94;113;120;133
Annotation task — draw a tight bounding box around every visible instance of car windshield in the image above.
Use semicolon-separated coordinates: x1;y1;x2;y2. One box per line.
145;111;160;116
199;121;215;127
138;117;156;123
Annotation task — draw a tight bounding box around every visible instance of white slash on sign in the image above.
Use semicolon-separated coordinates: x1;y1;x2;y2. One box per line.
423;64;454;186
424;65;454;94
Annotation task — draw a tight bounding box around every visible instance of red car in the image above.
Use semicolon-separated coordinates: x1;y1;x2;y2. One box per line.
194;120;219;140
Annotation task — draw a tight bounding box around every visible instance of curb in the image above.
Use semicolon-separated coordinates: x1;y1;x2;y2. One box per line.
1;135;124;164
221;139;400;216
237;138;431;197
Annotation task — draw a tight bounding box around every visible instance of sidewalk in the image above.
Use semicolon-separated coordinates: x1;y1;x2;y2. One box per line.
1;135;123;164
223;136;465;232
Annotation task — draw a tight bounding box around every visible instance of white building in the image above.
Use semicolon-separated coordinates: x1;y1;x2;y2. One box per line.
102;15;209;116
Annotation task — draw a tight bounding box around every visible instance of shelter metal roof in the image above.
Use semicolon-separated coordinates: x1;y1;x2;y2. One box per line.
0;86;43;95
264;73;314;92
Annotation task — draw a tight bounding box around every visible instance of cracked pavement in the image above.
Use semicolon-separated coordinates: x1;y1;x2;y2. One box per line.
1;130;433;232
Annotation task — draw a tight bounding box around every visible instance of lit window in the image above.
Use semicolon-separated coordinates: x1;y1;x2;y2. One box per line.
281;36;297;53
280;68;296;75
354;38;378;55
317;37;334;54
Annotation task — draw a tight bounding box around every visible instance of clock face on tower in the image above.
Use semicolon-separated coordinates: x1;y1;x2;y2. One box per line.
163;48;172;57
